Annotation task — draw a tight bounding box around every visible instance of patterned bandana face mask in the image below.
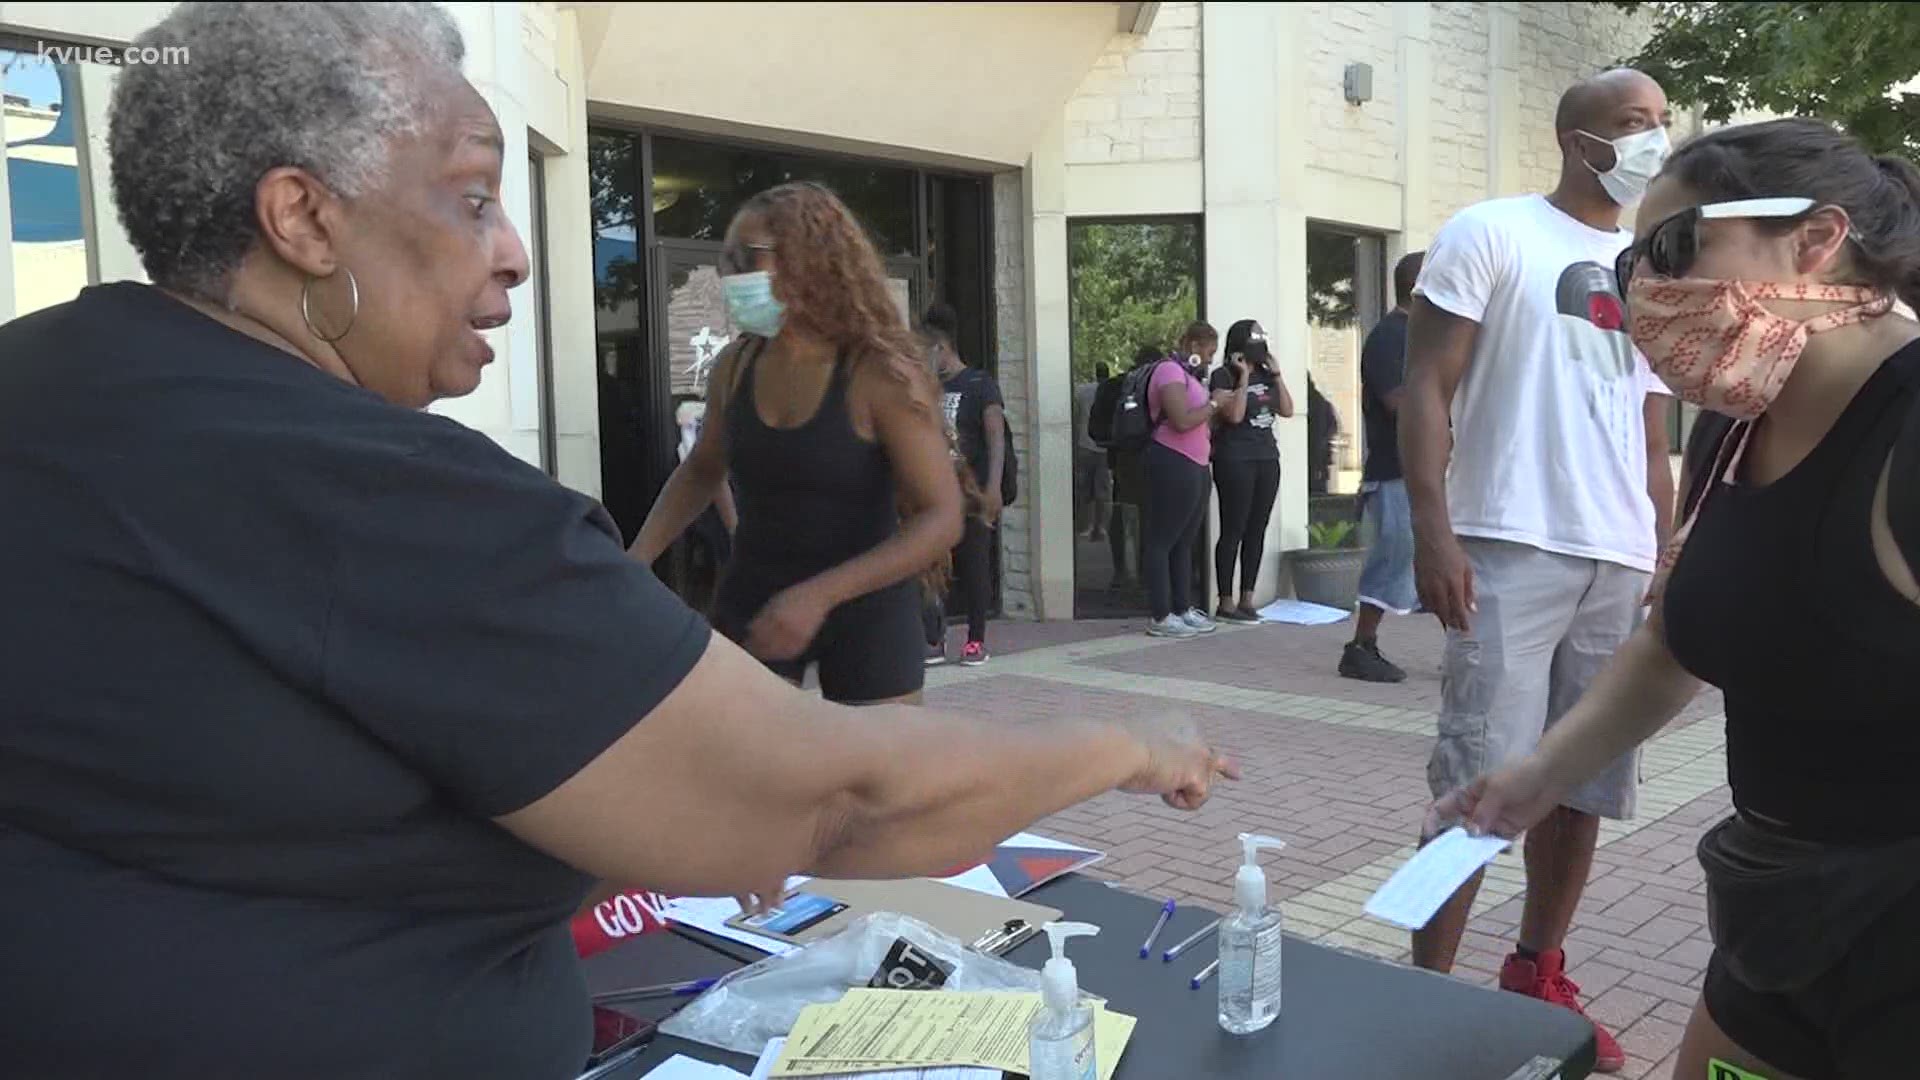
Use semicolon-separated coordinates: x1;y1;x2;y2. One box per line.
1627;277;1889;421
1630;276;1890;603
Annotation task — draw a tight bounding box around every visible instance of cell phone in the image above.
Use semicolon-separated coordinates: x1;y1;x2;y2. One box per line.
584;1006;656;1070
724;890;849;944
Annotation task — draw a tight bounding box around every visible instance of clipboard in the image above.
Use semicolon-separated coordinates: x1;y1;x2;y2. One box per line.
725;877;1062;952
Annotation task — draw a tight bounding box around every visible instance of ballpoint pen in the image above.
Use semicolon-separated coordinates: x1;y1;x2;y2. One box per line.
590;977;717;1004
1139;898;1176;959
1190;958;1220;990
1163;917;1221;962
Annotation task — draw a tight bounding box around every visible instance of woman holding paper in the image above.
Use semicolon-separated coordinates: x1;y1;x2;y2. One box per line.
1428;119;1920;1080
0;6;1236;1079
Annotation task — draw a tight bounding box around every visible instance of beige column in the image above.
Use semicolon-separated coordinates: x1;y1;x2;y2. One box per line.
1394;1;1434;256
1486;4;1523;198
1203;1;1309;605
544;8;604;498
1024;113;1074;619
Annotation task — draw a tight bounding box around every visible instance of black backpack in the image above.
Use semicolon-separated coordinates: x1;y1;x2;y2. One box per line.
1103;360;1168;452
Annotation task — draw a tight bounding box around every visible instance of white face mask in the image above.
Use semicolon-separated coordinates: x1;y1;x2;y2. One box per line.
1575;126;1671;208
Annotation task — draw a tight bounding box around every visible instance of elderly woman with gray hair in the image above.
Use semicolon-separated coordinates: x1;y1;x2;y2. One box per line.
0;5;1234;1078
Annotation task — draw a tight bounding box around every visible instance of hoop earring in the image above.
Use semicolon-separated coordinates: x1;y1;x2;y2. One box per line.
300;268;360;344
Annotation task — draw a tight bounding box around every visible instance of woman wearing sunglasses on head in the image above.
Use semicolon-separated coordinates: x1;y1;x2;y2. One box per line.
631;182;963;704
1429;118;1920;1080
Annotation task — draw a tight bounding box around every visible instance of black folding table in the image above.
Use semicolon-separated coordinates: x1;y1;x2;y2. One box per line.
585;874;1595;1080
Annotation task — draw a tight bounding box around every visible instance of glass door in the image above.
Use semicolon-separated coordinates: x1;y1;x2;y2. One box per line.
653;241;733;612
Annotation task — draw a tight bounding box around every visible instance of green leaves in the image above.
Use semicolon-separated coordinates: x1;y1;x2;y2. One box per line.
1068;222;1202;385
1612;2;1920;157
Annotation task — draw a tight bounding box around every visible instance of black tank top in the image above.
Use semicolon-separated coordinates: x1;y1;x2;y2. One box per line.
1664;341;1920;842
724;337;896;591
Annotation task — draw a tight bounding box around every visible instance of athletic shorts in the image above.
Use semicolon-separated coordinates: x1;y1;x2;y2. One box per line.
1704;880;1920;1077
712;577;925;702
1428;539;1645;820
1356;479;1417;615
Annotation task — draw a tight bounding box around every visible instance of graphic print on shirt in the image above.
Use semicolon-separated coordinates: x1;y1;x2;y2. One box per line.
941;390;963;458
1247;383;1276;429
1553;259;1642;458
1554;260;1633;377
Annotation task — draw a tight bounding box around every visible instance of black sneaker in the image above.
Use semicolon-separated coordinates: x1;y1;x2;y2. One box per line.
1340;640;1407;683
925;642;948;666
1216;603;1261;625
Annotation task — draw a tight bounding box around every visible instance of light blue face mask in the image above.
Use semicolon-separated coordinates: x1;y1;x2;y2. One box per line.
721;271;786;337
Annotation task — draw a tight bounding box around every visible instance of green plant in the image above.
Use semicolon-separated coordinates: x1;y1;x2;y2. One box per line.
1308;520;1359;550
1609;2;1920;157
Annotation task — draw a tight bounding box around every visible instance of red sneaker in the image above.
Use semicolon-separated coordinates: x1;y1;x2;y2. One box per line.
960;640;990;666
1499;949;1625;1073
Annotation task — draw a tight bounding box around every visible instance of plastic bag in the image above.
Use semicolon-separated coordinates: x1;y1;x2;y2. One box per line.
659;912;1043;1055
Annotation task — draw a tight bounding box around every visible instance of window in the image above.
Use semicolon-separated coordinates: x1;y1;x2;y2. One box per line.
1304;224;1387;496
1067;219;1203;384
528;151;557;476
1067;217;1205;619
650;135;916;256
3;48;89;319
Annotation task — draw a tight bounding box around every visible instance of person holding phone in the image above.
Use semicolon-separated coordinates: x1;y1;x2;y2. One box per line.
1143;322;1226;638
1209;319;1295;623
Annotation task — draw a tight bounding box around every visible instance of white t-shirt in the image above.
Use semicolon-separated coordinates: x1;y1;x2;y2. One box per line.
1415;193;1668;572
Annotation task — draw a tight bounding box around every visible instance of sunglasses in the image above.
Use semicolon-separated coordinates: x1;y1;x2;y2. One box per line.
1614;197;1818;297
719;241;776;276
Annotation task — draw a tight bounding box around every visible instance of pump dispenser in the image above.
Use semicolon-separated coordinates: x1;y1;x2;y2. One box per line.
1029;921;1099;1080
1219;833;1286;1034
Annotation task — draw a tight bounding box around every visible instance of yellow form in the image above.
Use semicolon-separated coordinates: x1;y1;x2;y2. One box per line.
770;989;1135;1080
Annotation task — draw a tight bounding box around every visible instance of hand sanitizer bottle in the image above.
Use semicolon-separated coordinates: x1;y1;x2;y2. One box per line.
1028;921;1100;1080
1219;833;1286;1035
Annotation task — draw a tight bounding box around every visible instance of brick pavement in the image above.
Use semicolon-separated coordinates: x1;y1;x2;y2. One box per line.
928;616;1729;1080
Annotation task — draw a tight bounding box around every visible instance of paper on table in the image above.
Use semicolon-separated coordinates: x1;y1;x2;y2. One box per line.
1000;831;1098;853
771;989;1134;1080
640;1054;750;1079
662;877;812;956
1254;598;1352;625
750;1038;997;1080
1363;827;1513;930
930;863;1009;899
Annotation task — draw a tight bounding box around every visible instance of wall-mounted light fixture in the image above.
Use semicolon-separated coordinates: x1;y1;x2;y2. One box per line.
1344;62;1373;106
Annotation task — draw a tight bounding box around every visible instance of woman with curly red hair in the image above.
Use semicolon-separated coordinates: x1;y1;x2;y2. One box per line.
632;182;963;703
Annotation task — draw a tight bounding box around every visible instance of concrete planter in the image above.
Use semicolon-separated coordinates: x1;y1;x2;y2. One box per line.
1287;546;1367;611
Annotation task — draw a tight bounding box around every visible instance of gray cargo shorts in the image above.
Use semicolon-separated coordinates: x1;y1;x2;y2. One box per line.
1428;539;1646;821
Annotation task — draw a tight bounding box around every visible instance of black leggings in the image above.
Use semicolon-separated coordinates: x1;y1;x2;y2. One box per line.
1213;458;1280;600
923;517;995;643
1143;442;1210;619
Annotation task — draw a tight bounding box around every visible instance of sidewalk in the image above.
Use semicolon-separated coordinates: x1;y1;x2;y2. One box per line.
927;616;1728;1080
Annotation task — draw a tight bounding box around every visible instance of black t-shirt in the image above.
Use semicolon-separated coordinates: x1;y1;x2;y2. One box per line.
0;283;711;1078
1359;309;1409;482
942;366;1004;487
1208;365;1282;462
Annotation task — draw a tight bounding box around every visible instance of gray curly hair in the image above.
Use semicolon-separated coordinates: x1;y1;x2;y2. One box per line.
108;2;466;301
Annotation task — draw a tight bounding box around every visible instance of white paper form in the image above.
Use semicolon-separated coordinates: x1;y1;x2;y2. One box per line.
1363;827;1513;930
748;1039;998;1080
640;1054;749;1079
1254;598;1352;626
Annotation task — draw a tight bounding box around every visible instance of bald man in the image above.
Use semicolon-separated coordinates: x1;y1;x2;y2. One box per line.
1400;69;1677;1074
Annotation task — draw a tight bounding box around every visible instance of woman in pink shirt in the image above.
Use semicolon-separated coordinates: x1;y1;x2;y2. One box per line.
1143;321;1230;637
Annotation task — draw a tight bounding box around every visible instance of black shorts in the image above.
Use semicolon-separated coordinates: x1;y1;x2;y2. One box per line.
1703;881;1920;1077
712;577;925;702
